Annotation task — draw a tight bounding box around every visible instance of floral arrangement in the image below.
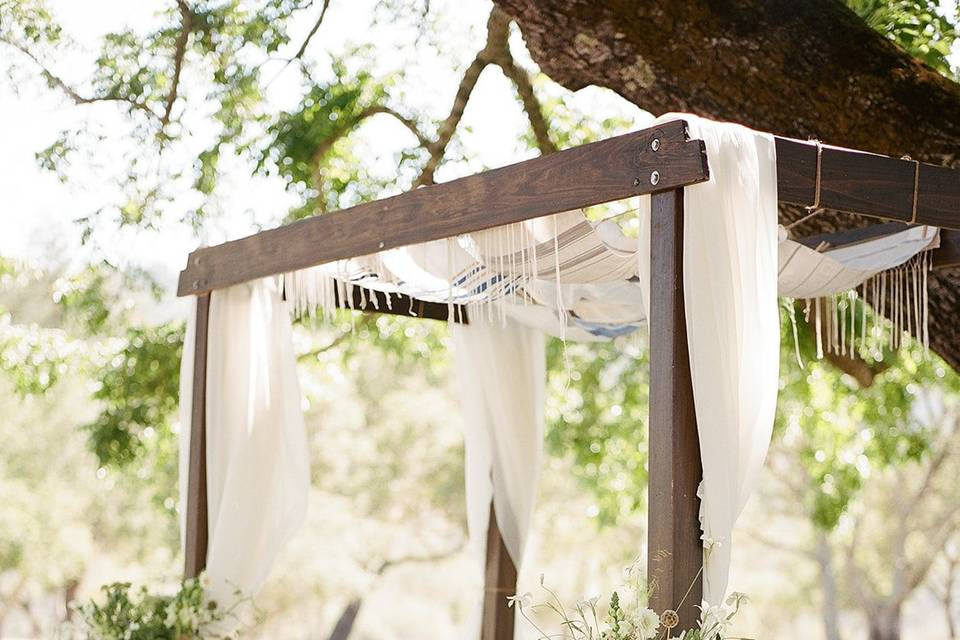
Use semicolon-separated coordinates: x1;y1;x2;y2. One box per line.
62;574;255;640
508;562;750;640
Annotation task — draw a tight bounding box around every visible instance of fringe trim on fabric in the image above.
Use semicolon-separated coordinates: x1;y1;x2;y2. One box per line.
280;214;572;329
796;251;932;361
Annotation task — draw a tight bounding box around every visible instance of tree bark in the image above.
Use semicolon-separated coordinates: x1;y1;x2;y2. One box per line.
494;0;960;371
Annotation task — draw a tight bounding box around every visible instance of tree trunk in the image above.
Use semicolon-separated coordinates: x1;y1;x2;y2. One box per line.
326;598;362;640
494;0;960;371
815;531;844;640
867;608;902;640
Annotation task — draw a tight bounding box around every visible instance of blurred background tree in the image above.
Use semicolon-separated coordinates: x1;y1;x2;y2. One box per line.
1;0;959;638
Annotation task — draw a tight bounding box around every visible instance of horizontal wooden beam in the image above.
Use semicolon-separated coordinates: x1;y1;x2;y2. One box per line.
934;231;960;269
795;223;960;269
178;125;960;297
775;137;960;229
177;119;709;296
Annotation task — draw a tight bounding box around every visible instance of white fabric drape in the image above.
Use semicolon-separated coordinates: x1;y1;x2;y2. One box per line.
778;224;939;298
450;313;545;626
639;115;781;604
178;278;310;606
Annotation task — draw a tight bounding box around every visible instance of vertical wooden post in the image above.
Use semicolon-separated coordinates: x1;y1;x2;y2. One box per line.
184;292;210;579
647;189;703;627
481;503;517;640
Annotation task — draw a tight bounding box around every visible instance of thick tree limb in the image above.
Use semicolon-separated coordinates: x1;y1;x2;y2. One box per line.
494;0;960;371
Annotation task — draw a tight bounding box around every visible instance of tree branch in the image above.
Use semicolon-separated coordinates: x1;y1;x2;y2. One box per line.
413;51;490;187
492;44;557;154
373;542;464;576
297;329;352;361
364;105;431;148
0;37;162;121
412;9;515;187
161;0;195;126
290;0;331;62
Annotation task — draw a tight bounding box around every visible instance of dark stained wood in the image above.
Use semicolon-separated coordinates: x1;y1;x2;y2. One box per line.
327;282;468;323
179;129;960;301
647;189;703;627
934;231;960;270
796;221;915;248
177;120;709;296
482;503;517;640
184;293;210;579
775;138;960;229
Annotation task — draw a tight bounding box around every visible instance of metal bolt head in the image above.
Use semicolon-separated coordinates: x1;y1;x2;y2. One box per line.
192;280;200;290
650;170;661;186
378;241;385;249
651;138;661;152
633;177;641;187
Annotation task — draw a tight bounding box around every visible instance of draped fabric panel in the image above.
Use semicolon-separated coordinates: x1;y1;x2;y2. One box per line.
178;279;310;606
681;117;781;604
450;314;546;634
638;115;781;604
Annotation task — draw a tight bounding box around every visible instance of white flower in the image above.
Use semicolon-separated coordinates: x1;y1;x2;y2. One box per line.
623;558;644;582
632;607;661;639
698;602;734;637
577;595;601;611
506;592;532;609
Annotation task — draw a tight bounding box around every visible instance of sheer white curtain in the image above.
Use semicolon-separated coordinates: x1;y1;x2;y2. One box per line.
178;278;310;605
450;313;546;631
639;114;780;604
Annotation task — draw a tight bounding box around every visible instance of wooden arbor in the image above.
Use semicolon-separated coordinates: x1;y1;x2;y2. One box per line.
177;119;960;638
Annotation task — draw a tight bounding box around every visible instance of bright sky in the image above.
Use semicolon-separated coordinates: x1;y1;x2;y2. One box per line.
0;0;642;300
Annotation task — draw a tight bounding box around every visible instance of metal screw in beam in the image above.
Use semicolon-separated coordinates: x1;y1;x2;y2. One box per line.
651;138;661;152
378;241;385;249
651;171;661;186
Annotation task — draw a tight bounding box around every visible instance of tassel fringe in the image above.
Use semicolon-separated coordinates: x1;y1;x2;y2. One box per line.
798;252;932;361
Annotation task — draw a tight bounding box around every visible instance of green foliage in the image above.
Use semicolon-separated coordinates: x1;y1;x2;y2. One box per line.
776;299;960;529
53;265;115;335
70;577;248;640
85;323;184;468
259;57;403;216
545;339;650;527
846;0;959;74
0;0;63;48
1;0;324;232
0;314;74;394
